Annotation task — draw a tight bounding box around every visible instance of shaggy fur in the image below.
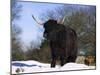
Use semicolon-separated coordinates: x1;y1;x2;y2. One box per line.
43;19;78;67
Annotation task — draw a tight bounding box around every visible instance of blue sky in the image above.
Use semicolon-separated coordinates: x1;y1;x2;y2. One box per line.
15;1;95;48
15;1;62;47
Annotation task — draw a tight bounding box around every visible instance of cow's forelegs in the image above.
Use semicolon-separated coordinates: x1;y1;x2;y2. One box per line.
51;58;56;68
60;56;65;66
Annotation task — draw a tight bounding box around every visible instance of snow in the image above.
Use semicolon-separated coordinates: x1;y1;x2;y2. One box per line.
12;60;95;75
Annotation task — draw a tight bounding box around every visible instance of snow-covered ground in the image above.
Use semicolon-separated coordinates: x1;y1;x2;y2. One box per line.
12;60;95;75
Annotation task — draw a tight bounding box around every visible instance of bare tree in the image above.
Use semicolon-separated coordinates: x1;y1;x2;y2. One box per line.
11;0;24;60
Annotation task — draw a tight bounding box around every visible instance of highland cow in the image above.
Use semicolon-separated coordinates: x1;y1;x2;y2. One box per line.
32;15;78;68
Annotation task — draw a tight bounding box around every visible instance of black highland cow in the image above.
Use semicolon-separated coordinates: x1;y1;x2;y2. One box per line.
32;15;78;68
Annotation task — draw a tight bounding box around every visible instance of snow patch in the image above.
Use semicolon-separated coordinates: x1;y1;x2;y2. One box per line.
12;60;95;74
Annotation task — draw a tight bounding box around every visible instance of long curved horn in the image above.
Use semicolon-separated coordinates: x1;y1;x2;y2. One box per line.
60;16;66;24
32;15;43;25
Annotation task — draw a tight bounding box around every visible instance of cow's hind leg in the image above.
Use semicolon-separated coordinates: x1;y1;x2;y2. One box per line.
51;58;56;68
60;56;65;66
66;56;77;63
